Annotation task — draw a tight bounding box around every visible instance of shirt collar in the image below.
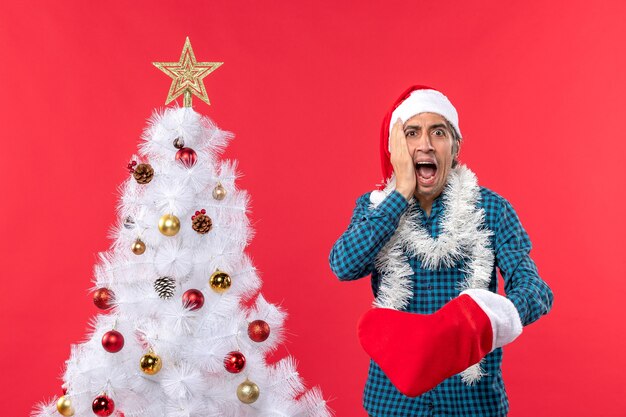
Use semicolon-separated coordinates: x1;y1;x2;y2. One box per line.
413;190;444;220
432;192;444;212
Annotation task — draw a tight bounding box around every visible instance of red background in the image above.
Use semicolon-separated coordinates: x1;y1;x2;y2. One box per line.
1;1;625;416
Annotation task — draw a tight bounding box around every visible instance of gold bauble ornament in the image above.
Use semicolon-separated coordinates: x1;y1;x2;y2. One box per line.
209;270;231;293
131;239;146;255
158;214;180;236
139;352;163;375
56;395;75;416
212;183;227;201
237;379;260;404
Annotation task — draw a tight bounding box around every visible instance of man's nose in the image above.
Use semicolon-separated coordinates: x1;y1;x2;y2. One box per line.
416;132;434;152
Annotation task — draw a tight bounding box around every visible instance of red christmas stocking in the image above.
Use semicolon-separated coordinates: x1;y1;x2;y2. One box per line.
357;289;522;397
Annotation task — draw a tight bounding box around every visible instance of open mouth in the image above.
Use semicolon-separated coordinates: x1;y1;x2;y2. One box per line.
415;162;437;185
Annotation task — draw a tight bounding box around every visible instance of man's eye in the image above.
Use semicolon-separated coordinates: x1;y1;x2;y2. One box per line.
405;130;416;137
433;129;446;137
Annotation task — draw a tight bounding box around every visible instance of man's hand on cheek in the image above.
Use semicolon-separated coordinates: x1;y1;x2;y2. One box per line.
390;118;416;201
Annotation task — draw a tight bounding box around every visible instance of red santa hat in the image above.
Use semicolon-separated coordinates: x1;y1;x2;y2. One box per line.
379;85;462;180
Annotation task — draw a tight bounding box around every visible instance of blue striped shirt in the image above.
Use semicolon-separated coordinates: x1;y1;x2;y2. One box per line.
329;187;553;416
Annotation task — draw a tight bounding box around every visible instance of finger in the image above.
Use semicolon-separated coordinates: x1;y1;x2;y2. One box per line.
390;118;405;155
392;119;409;156
389;118;399;152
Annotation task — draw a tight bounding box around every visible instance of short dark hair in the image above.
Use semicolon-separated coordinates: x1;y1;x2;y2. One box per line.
445;120;462;168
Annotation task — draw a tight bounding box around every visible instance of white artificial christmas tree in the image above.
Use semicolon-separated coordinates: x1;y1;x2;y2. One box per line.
33;38;331;417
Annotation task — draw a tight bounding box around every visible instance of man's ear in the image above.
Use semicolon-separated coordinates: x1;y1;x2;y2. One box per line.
451;140;461;168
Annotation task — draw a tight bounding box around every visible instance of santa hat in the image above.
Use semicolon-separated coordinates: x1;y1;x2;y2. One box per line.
379;85;462;180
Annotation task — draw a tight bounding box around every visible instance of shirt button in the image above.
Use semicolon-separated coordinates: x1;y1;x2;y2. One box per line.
427;285;432;291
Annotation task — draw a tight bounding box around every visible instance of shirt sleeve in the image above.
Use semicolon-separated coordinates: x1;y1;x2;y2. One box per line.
329;190;409;281
495;200;554;326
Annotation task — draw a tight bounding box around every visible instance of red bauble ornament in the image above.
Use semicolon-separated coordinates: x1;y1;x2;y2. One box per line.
93;288;115;310
224;351;246;373
182;289;205;310
175;148;197;167
102;330;124;353
248;320;271;343
92;395;115;416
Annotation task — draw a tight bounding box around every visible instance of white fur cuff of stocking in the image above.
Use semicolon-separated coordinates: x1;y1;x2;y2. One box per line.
461;289;523;350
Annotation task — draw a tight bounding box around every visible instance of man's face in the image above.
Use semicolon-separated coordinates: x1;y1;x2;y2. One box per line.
403;112;458;201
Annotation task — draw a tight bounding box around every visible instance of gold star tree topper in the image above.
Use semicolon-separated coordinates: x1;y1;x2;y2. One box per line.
153;37;223;107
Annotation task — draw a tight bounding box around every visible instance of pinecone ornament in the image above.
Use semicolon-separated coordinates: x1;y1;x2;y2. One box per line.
133;163;154;184
154;277;176;299
192;209;212;234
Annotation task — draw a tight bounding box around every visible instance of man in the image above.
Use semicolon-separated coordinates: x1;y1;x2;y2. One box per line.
329;85;553;416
